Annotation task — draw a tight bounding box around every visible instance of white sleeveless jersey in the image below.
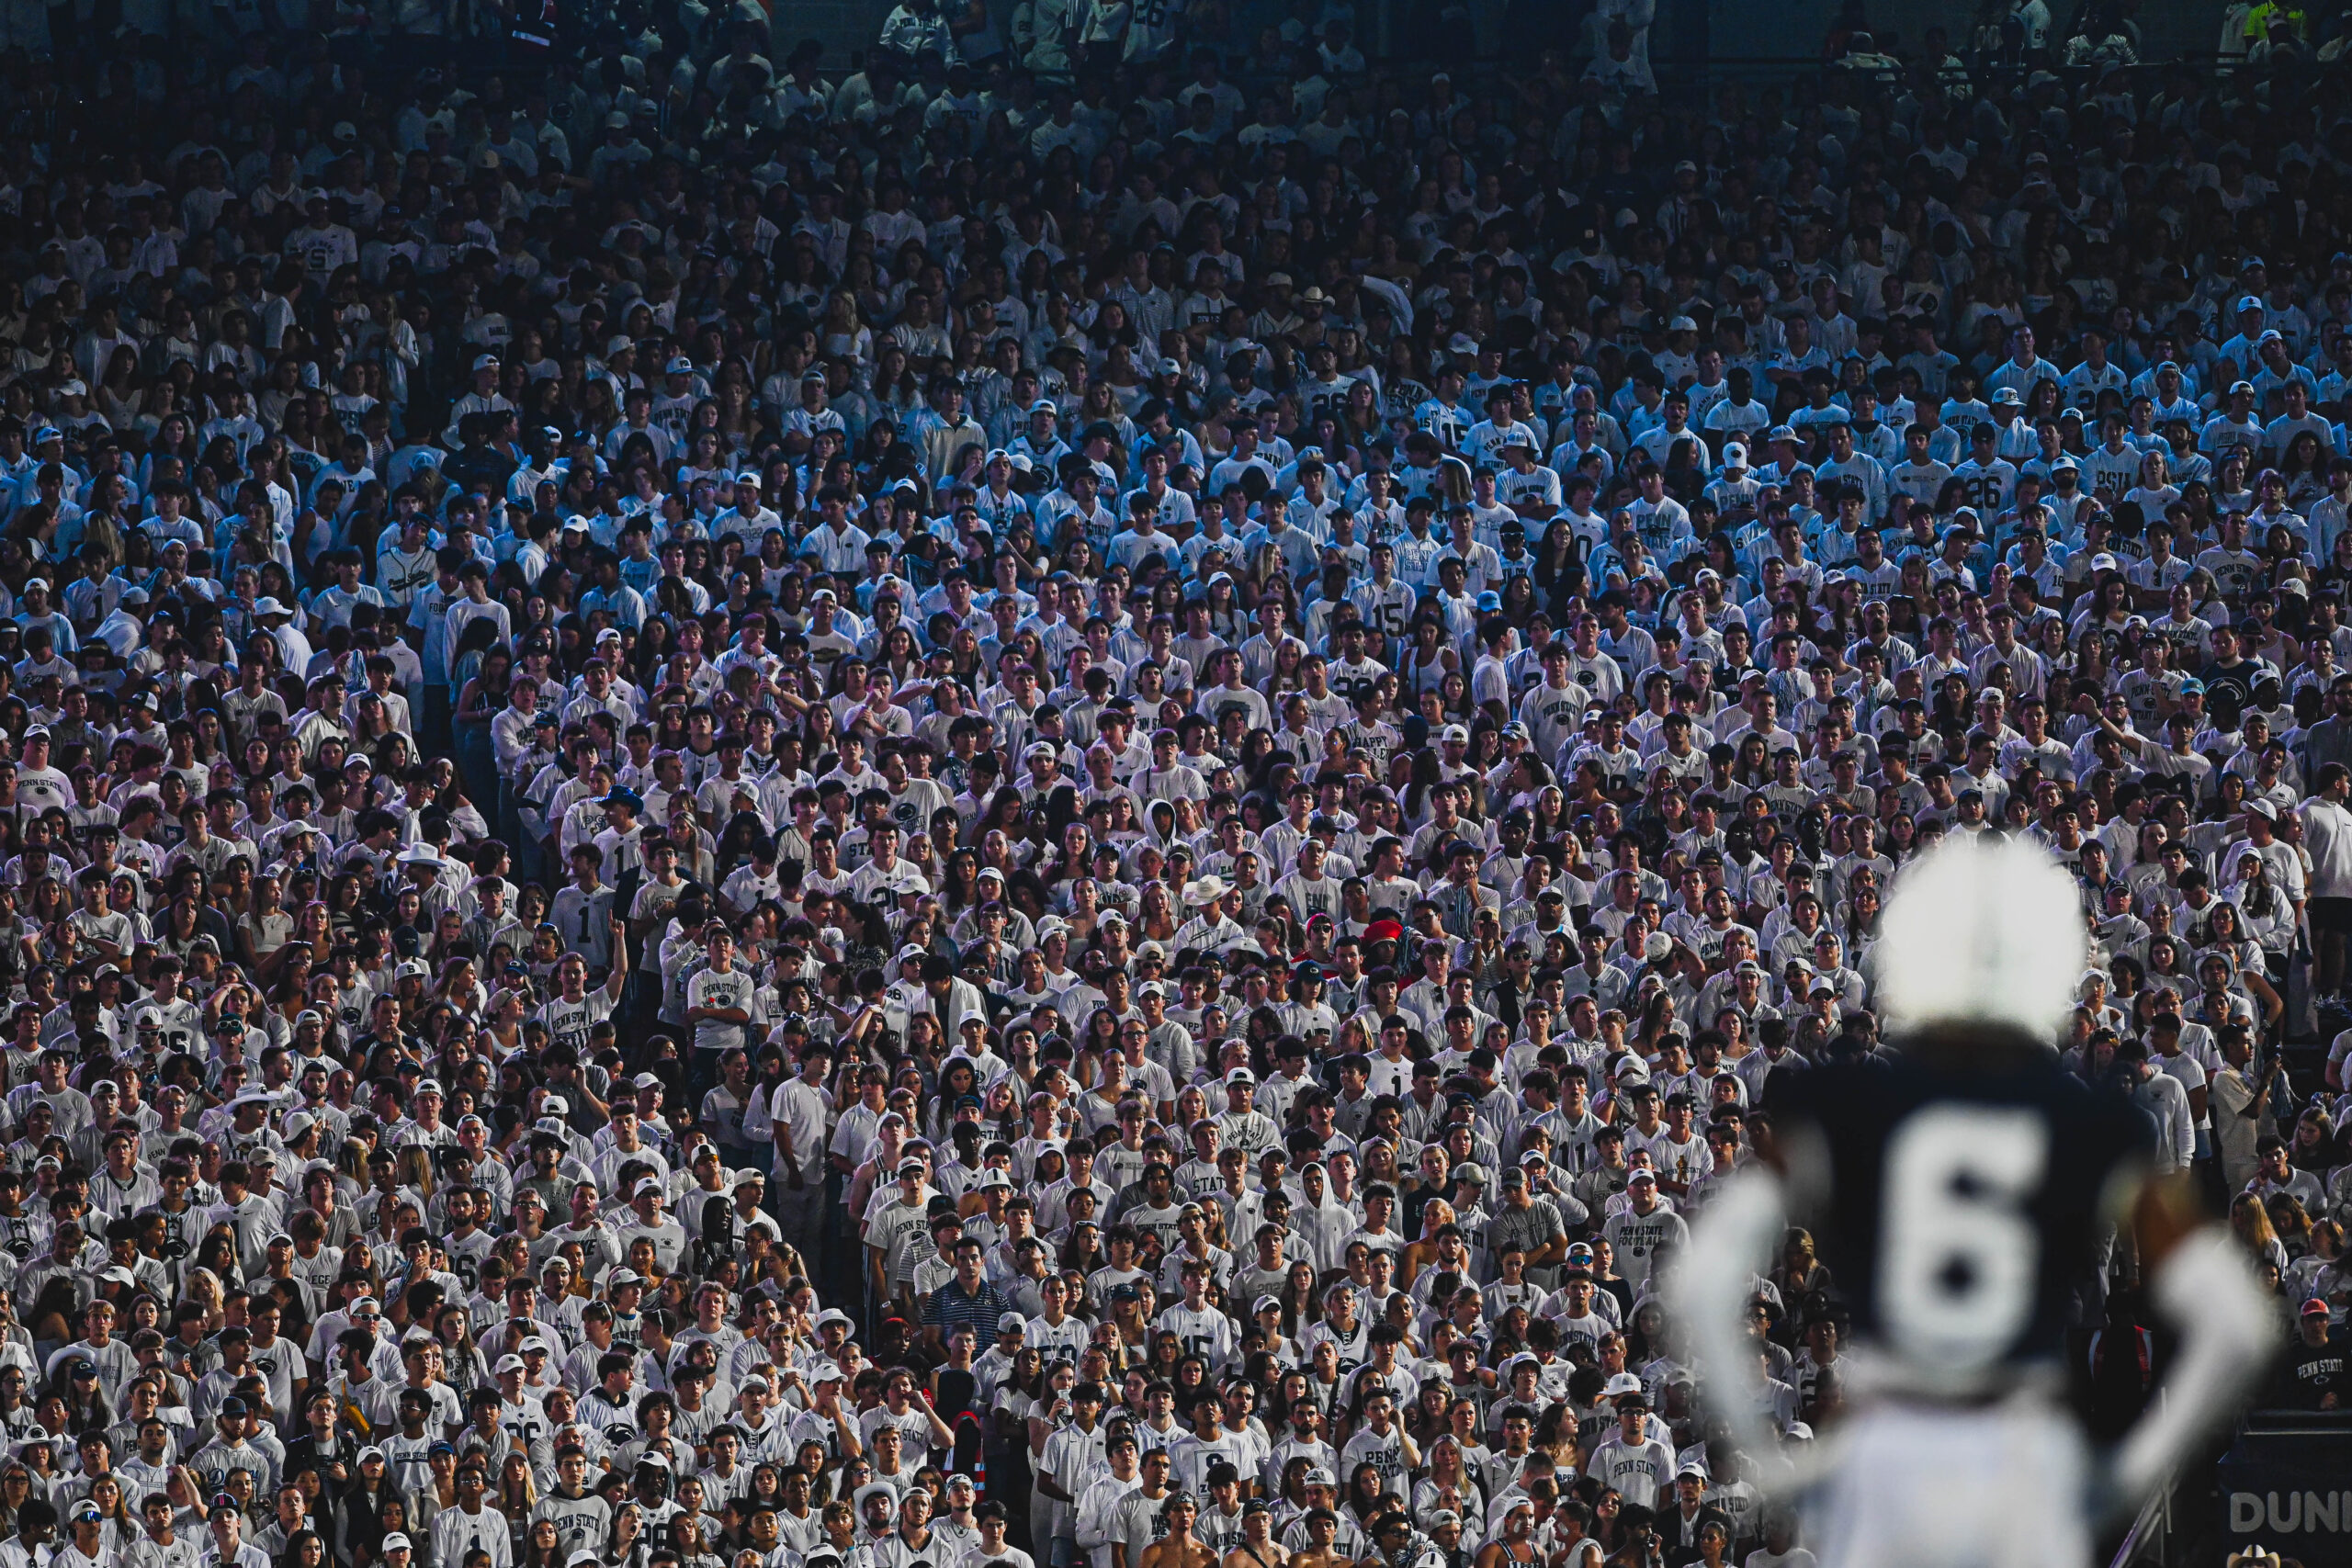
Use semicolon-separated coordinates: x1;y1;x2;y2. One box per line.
535;990;615;1055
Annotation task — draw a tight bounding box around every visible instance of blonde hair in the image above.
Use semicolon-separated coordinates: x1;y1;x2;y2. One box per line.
78;510;123;571
500;1450;537;1510
2232;1191;2280;1252
396;1145;437;1197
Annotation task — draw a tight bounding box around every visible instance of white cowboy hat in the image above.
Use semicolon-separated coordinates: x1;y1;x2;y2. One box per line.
1183;877;1230;908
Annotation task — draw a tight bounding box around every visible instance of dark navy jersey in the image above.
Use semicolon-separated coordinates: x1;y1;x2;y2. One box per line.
1766;1047;2153;1385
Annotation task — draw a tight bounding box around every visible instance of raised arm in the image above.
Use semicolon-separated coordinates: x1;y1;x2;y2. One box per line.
604;914;629;998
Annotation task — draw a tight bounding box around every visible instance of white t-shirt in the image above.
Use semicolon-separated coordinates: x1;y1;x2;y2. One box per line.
686;965;757;1054
16;766;70;817
2153;1048;2211;1131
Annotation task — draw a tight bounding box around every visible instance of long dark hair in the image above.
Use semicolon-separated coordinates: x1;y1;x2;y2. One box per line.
346;1476;412;1562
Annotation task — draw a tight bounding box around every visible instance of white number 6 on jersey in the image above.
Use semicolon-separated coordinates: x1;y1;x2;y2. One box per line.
1878;1106;2047;1374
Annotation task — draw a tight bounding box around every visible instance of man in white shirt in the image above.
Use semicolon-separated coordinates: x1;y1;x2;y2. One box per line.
2121;1041;2194;1174
429;1458;514;1568
2302;763;2352;1001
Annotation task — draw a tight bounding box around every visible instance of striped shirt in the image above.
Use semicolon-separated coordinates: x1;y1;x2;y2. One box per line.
922;1277;1013;1339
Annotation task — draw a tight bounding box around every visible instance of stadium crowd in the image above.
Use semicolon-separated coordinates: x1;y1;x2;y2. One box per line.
0;0;2346;1566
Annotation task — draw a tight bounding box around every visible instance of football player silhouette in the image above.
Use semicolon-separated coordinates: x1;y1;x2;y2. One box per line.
1671;836;2277;1568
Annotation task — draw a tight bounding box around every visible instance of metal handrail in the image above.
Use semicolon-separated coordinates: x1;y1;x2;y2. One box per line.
2107;1477;2175;1568
2237;1408;2352;1434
